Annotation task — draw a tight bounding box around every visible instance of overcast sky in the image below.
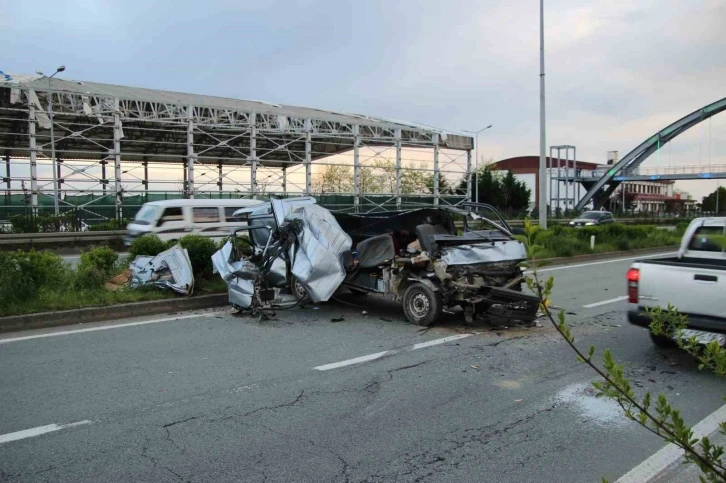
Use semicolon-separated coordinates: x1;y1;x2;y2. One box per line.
2;0;725;198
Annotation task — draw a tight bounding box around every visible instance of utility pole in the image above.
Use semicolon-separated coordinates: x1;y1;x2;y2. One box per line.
538;0;548;228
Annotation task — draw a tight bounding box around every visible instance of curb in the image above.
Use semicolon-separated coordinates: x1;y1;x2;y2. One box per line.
0;293;228;334
536;245;678;267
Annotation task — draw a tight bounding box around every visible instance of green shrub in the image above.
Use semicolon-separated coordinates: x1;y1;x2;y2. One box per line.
178;235;218;278
0;250;68;306
73;247;120;290
78;247;118;275
129;235;168;259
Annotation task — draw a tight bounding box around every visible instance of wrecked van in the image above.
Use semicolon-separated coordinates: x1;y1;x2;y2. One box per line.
212;197;538;327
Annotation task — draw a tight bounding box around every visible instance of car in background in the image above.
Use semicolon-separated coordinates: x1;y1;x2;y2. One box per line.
569;211;615;227
124;199;263;246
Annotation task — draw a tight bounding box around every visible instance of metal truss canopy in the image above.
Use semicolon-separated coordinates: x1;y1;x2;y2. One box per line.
575;97;726;211
0;73;474;219
0;75;473;166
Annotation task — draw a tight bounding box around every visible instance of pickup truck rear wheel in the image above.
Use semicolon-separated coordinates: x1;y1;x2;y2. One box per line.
403;282;442;326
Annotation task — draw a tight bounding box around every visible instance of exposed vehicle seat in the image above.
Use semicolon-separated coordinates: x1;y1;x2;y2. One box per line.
356;234;396;268
416;224;450;254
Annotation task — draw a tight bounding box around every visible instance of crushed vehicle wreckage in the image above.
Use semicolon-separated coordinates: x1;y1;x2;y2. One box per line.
127;244;195;295
211;197;539;327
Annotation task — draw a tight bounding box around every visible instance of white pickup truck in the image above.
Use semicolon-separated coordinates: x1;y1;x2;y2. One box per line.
627;217;726;346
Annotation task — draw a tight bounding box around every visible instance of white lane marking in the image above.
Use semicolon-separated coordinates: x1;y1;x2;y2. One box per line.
616;403;726;483
411;333;472;350
537;252;676;273
0;420;92;444
0;313;212;345
314;333;474;371
582;296;629;308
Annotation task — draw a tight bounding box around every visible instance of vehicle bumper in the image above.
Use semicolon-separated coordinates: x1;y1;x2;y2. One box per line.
628;307;726;335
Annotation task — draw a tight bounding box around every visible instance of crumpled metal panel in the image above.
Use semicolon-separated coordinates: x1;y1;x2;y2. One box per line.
211;241;259;308
129;244;194;295
440;241;526;266
285;204;352;303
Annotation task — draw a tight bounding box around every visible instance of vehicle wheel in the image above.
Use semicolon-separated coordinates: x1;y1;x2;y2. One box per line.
649;331;677;348
349;288;369;297
403;282;442;326
291;277;309;303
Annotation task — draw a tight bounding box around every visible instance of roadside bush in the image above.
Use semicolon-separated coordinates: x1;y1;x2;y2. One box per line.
78;247;118;274
178;235;218;278
0;250;68;306
73;247;120;290
129;234;168;259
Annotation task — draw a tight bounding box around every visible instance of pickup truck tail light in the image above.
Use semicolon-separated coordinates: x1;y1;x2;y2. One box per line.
626;268;639;303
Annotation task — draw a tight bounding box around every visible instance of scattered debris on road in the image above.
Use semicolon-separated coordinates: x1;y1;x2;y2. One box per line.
330;317;345;323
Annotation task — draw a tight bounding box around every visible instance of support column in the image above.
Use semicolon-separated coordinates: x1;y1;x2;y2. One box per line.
304;119;312;195
28;104;39;215
113;98;123;221
433;133;440;207
353;124;360;212
395;129;402;210
249;112;257;197
564;148;569;212
4;153;10;206
186;105;196;199
548;146;553;213
56;157;63;195
100;160;107;196
556;149;561;214
466;149;472;204
218;161;223;193
142;158;149;201
282;165;287;195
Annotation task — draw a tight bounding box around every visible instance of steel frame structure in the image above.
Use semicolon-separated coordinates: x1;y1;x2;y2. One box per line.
575;96;726;211
0;75;473;220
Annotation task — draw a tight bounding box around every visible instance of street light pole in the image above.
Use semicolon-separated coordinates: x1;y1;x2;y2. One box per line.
463;124;492;203
538;0;548;229
40;66;66;216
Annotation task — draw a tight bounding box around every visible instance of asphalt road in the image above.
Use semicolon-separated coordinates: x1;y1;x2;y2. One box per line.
1;252;724;483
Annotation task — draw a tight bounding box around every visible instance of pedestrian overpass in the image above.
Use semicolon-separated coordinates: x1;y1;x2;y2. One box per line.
574;97;726;211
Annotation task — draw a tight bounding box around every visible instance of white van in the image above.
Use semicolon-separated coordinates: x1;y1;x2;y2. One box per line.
124;199;263;246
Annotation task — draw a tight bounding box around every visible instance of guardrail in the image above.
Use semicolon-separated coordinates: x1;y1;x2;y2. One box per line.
0;231;125;246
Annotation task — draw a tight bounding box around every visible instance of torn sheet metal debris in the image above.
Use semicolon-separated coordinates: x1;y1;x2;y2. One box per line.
129;244;194;295
212;240;259;309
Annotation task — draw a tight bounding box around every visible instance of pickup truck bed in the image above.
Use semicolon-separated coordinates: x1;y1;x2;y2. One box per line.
627;256;726;333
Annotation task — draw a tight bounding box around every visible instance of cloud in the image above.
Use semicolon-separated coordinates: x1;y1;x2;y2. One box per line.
2;0;724;199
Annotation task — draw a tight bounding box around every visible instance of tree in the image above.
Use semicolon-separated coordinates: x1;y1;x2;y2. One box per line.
701;187;726;214
312;165;352;193
456;167;531;215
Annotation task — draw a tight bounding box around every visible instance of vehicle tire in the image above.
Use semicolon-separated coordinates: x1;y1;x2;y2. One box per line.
291;277;309;303
403;282;442;327
349;288;369;297
649;331;677;348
